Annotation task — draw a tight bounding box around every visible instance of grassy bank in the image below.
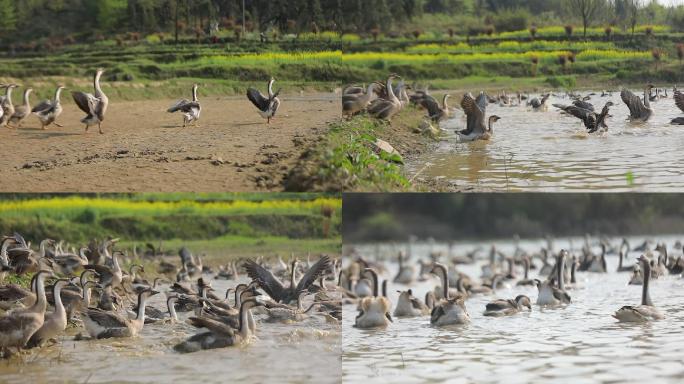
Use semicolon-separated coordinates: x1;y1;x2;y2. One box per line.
285;109;434;192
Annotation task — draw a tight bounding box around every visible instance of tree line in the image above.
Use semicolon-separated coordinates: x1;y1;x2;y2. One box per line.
0;0;682;42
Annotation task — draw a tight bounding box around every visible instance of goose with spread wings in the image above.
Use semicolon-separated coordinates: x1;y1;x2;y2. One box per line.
554;101;614;133
244;255;330;304
420;94;451;123
168;84;201;128
620;85;653;122
672;86;684;125
32;85;66;130
247;78;281;124
72;68;109;134
457;92;501;141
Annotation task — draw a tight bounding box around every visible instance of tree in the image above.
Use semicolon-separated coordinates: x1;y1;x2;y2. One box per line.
568;0;604;37
627;0;642;37
0;0;17;36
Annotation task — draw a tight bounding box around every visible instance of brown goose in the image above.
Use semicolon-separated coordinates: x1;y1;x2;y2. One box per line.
535;250;571;306
27;279;70;348
0;270;52;356
81;288;158;339
430;263;469;325
484;295;532;317
168;84;201;128
614;255;663;322
0;84;18;128
8;88;32;128
458;92;501;141
367;74;402;121
343;83;376;118
421;94;451;123
32;85;66;130
621;85;654;122
72;68;109;134
393;289;430;317
244;255;330;303
247;77;281;124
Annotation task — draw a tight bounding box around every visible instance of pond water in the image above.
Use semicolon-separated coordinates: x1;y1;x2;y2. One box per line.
343;238;684;384
408;91;684;192
1;277;341;384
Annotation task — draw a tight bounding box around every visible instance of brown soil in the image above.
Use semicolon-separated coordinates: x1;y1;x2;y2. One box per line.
0;93;340;192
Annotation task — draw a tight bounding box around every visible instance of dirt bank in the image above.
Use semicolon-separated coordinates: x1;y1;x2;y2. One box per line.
0;92;339;192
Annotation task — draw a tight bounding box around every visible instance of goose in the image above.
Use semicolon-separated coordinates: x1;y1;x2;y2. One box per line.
420;94;451;123
354;268;392;328
353;276;373;298
516;256;535;286
263;292;319;323
81;288;158;339
367;74;402;121
458;92;501;142
50;247;89;276
393;251;415;284
614;255;664;322
173;298;264;353
167;83;201;128
244;255;330;303
247;77;281;124
32;85;66;130
483;295;532;317
0;84;18;128
393;289;430;317
536;250;571;306
674;86;684;113
554;101;614;133
430;263;469;326
85;253;123;288
0;270;52;356
72;68;109;134
588;244;608;273
529;93;550;111
26;279;70;348
621;85;654;122
342;83;376;117
8;88;32;128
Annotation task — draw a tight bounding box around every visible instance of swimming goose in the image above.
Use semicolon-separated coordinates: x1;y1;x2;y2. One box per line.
167;83;201;128
81;288;158;339
393;289;430;317
554;101;613;133
367;74;403;121
674;86;684;113
458;92;501;141
173;298;264;353
484;295;531;317
343;83;376;117
588;244;608;273
0;270;52;356
0;84;18;128
621;85;654;122
247;77;281;124
614;255;664;322
430;263;469;326
263;291;318;323
244;255;330;304
32;85;65;130
516;256;535;286
536;250;571;306
529;93;550;111
354;267;392;328
27;279;70;348
393;251;415;284
8;88;32;128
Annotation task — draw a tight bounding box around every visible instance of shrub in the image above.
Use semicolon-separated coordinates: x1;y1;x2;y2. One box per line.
565;25;573;37
493;9;529;33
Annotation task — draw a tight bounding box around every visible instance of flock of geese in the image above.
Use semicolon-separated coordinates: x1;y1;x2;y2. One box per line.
342;74;684;141
0;233;340;358
342;236;683;329
0;69;282;133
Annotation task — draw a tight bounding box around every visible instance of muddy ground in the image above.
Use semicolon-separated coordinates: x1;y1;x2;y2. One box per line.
0;93;339;192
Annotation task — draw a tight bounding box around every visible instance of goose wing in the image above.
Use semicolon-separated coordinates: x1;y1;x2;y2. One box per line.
167;99;192;113
461;93;486;135
485;299;515;312
71;91;98;116
551;287;571;303
419;95;441;117
572;100;594;111
674;89;684;113
32;100;53;114
294;255;331;293
247;88;269;112
83;308;129;328
243;259;285;302
187;316;235;336
620;89;648;118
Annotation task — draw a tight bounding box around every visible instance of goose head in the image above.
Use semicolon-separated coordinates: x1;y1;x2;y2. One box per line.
514;295;532;310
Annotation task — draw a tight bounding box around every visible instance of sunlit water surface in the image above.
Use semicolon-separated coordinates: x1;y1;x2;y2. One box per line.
1;277;341;384
407;91;684;191
343;238;684;383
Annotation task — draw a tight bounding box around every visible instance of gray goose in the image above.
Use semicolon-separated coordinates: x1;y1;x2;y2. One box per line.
32;85;66;130
72;68;109;134
244;255;330;304
484;295;532;317
614;255;663;322
458;92;501;141
0;84;18;128
81;288;158;339
430;263;469;326
420;94;451;123
27;279;70;348
247;77;281;124
173;298;264;353
167;83;201;128
528;93;550;111
393;289;430;317
554;101;614;133
621;85;654;122
0;270;52;356
367;74;403;121
535;250;571;306
673;86;684;125
342;83;376;118
8;88;32;128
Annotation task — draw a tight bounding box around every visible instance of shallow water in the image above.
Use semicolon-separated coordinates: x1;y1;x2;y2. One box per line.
343;238;684;383
1;277;341;384
408;91;684;191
